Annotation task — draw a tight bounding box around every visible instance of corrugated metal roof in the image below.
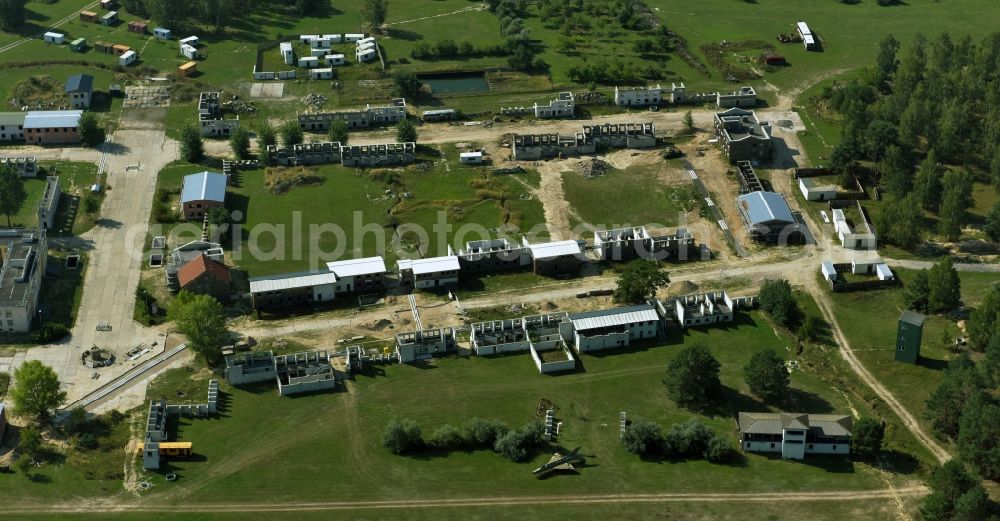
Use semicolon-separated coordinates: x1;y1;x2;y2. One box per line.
327;256;386;277
65;74;94;93
568;304;658;331
738;412;852;437
23;110;82;129
249;271;338;293
181;171;227;203
0;112;25;126
396;255;460;275
524;239;582;259
736;191;794;225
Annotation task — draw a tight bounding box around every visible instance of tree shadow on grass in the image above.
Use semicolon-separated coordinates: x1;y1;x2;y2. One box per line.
779;387;835;414
917;355;949;371
387;28;422;42
799;455;855;474
879;449;920;475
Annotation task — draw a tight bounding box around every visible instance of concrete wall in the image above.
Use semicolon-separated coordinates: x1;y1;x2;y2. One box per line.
574;330;631;352
529;342;576;374
278;372;337;396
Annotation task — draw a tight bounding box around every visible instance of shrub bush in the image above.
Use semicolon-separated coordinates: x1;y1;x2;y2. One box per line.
381;418;423;455
463;418;510;448
621;419;664;456
428;424;465;451
704;435;736;463
664;419;714;457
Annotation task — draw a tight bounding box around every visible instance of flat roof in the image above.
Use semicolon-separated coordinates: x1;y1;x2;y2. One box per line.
736;191;795;225
569;304;659;332
23;110;82;129
181;171;226;203
0;229;44;306
249;271;339;293
524;239;582;259
397;255;460;275
327;256;386;277
900;310;925;326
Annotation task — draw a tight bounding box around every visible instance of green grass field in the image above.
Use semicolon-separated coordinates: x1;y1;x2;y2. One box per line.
120;310;919;505
149;149;546;277
7;161;100;235
562;165;704;229
828;268;1000;445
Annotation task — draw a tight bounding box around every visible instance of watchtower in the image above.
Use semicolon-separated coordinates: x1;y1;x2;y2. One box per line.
895;311;925;364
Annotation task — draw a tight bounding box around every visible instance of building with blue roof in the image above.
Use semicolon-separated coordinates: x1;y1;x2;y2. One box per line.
65;74;94;109
181;171;227;220
23;110;83;145
735;191;802;243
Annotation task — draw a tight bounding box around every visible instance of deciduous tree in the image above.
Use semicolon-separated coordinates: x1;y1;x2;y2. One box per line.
229;127;250;160
279;121;303;148
168;291;229;365
663;345;721;409
360;0;389;32
396;118;417;143
77;112;106;147
852;417;885;459
758;279;800;329
179;125;205;163
0;165;27;226
742;350;789;402
11;360;67;421
927;257;961;313
613;259;669;304
328;119;349;145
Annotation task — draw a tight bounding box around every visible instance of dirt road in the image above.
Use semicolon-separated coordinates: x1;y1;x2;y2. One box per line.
6;487;927;515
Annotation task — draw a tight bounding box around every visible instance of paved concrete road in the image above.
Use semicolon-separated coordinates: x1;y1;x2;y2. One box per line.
11;110;177;403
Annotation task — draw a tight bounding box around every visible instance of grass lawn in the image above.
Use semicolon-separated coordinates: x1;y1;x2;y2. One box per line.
118;303;928;508
38;251;87;327
150;149;546;277
562;166;705;229
827;267;1000;444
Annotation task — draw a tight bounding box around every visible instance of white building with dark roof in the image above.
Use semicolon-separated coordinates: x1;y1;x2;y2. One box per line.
738;412;852;459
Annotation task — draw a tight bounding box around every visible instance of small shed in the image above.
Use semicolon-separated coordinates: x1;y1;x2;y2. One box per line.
112;44;131;55
280;42;294;65
179;36;199;49
70;38;87;52
128;21;148;34
101;11;118;25
324;54;345;66
298;56;319;68
178;61;197;78
100;0;117;9
344;34;364;42
80;10;99;22
309;37;332;49
95;40;113;54
765;54;787;66
460;151;484;164
181;44;198;60
820;260;837;282
119;50;137;66
310;68;334;80
309;47;329;58
154;27;172;40
299;34;319;44
109;84;123;97
43;32;65;44
356;48;377;62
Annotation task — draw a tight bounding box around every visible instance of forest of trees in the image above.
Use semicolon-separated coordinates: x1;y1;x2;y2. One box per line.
823;32;1000;247
117;0;327;32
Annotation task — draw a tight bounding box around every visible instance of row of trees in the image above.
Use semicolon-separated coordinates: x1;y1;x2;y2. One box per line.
381;417;545;462
923;282;1000;482
824;32;1000;246
621;418;735;463
903;257;962;314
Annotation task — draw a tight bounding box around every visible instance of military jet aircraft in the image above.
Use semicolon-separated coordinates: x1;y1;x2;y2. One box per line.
531;447;584;478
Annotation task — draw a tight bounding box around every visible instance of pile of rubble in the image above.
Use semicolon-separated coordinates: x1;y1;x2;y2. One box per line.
574;90;607;104
223;99;257;114
576;158;614;179
302;93;328;110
